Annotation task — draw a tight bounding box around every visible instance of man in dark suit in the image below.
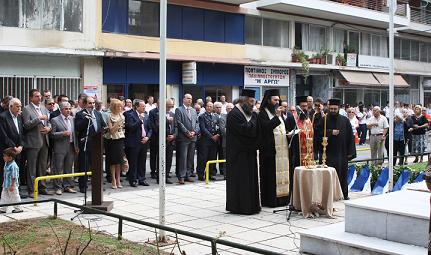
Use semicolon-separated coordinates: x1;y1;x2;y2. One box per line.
124;99;151;187
175;94;199;184
214;102;226;177
50;102;78;195
149;99;176;184
74;96;106;193
22;89;53;196
197;102;220;181
0;98;25;197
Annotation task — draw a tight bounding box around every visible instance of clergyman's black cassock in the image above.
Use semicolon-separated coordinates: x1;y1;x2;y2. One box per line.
226;106;261;215
319;113;356;199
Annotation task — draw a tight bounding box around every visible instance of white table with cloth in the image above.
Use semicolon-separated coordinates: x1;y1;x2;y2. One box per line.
292;166;343;218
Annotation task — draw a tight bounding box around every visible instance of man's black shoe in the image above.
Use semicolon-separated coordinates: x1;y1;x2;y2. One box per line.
344;196;350;200
139;180;150;186
209;176;217;181
39;189;54;196
130;182;138;187
150;173;157;179
190;173;197;177
198;176;205;181
166;179;173;184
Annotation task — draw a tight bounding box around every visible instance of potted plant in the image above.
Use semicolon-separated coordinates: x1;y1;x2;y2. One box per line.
291;47;301;62
298;53;310;78
336;53;345;66
315;53;322;64
320;48;330;65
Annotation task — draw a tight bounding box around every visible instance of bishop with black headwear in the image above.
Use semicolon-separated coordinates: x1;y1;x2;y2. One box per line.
257;89;289;207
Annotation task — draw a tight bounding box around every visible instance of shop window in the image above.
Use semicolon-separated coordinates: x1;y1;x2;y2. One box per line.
128;0;159;37
1;0;83;32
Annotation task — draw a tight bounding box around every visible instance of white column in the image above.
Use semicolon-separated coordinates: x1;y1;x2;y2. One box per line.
388;0;395;191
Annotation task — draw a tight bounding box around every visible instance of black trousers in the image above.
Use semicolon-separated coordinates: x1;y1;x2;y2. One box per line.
150;139;174;179
358;124;367;145
78;146;91;191
394;140;406;165
126;143;148;184
196;138;217;177
313;141;323;164
104;139;112;182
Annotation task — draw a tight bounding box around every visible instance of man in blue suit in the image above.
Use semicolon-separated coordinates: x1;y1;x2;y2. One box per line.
124;99;151;187
74;96;106;193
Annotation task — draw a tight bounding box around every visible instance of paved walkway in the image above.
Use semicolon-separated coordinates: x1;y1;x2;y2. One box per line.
0;178;368;255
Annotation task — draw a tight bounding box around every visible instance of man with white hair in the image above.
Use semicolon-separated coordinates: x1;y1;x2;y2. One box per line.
367;106;389;165
226;103;234;114
0;98;25;196
50;102;78;194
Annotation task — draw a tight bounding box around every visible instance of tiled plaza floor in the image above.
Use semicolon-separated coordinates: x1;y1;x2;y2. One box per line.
0;178;368;255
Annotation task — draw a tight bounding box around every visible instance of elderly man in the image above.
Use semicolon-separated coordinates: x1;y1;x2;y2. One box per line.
23;89;53;197
50;95;69;120
367;106;389;165
226;103;234;114
307;96;314;115
0;98;24;197
175;94;199;184
50;102;78;195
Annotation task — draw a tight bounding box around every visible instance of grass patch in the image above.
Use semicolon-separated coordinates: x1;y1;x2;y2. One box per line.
0;217;167;255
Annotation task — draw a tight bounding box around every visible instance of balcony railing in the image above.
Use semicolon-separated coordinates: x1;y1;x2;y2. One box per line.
328;0;407;16
410;6;431;25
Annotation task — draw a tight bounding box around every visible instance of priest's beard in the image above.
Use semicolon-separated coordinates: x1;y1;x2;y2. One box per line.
241;103;253;115
268;103;278;115
328;112;339;119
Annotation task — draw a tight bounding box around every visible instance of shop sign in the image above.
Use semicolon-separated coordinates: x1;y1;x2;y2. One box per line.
182;62;197;84
244;66;289;86
358;55;389;69
83;86;98;99
346;53;357;67
423;78;431;88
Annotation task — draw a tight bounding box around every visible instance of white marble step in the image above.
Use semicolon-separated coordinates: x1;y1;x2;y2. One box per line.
345;190;429;247
300;222;426;255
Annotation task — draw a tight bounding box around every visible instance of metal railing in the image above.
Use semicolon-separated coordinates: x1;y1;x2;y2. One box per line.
0;199;284;255
410;6;431;25
349;151;431;165
205;159;226;185
34;172;92;203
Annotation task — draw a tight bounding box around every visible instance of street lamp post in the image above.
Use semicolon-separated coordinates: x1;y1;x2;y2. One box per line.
388;0;395;191
158;0;167;242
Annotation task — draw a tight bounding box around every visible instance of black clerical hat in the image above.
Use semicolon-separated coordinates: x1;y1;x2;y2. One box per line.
241;89;256;98
295;95;308;105
328;98;341;106
263;89;280;98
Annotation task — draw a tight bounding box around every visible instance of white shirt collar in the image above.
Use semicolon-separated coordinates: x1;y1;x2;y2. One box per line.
9;110;17;118
31;102;40;109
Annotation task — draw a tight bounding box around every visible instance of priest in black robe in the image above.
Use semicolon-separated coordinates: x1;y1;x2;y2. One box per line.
312;98;324;164
319;98;356;200
258;89;289;208
226;89;260;215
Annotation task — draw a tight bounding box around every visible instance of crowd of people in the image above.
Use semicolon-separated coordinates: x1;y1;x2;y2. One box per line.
0;88;429;215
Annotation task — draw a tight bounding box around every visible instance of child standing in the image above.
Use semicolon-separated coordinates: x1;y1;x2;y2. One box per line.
0;148;23;213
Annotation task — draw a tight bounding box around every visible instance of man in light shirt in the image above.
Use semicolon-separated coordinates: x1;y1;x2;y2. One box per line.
367;106;389;165
145;96;157;114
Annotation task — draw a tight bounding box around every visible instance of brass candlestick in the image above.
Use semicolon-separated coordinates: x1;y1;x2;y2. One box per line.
305;137;315;168
321;114;328;167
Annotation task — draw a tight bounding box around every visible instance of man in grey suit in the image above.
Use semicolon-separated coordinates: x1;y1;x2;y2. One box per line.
22;89;53;197
50;102;78;195
175;94;199;184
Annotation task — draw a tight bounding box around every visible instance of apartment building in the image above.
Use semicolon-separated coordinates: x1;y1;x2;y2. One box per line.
2;0;431;107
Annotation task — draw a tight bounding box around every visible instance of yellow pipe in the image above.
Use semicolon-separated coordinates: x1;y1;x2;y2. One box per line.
205;160;226;185
34;172;92;204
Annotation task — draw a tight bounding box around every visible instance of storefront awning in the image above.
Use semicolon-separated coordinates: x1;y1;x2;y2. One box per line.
339;71;381;86
373;73;410;88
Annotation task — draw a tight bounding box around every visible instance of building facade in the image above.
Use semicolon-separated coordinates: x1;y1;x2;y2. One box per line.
1;0;431;107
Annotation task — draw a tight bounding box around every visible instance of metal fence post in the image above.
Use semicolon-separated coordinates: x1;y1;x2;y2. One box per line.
53;201;57;219
211;240;217;255
118;218;123;240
